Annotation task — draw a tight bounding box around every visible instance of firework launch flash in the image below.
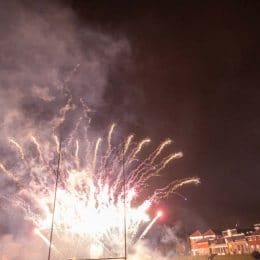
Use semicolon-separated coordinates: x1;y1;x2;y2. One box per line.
139;211;163;240
0;102;199;259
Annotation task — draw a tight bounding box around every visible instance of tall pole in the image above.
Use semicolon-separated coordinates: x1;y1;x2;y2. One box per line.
48;136;62;260
123;139;127;260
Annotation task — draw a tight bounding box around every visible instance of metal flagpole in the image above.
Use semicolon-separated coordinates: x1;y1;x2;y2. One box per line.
48;136;62;260
123;138;127;260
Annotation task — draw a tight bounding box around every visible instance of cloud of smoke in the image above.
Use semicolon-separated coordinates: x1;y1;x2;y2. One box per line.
0;2;190;259
0;0;130;139
0;0;131;255
129;240;169;260
0;227;184;260
129;224;187;260
0;234;47;260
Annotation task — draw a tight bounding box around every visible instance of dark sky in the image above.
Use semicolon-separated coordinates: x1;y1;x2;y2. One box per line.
64;0;260;232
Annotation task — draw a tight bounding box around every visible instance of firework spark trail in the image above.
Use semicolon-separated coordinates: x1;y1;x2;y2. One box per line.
34;228;62;256
107;123;116;153
152;178;200;201
51;96;74;131
99;124;117;180
150;138;172;164
124;134;134;155
0;162;17;181
8;138;25;160
139;211;162;240
131;138;151;161
140;152;184;184
31;136;43;161
0;105;199;258
127;149;182;188
53;135;60;154
75;139;80;169
93;137;102;171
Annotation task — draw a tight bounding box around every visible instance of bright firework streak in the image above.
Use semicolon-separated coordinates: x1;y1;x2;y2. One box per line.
34;228;63;257
139;211;163;240
0;103;199;259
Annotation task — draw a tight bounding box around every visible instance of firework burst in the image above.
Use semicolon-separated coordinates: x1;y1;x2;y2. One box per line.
0;102;199;259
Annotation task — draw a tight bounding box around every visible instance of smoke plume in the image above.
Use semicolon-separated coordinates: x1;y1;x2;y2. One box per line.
0;1;189;259
0;0;130;257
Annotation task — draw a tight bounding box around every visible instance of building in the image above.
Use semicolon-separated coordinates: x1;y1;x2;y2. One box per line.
246;224;260;253
222;229;249;254
189;225;260;256
189;230;215;256
189;230;205;256
209;237;229;255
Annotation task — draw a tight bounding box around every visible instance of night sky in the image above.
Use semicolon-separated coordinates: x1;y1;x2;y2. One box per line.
67;0;260;232
1;0;260;239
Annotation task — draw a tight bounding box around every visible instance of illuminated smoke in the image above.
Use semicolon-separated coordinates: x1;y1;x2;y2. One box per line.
0;2;199;259
0;102;199;259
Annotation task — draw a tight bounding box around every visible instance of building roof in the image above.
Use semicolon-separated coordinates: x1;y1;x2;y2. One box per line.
190;230;202;237
226;234;245;242
204;229;216;237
